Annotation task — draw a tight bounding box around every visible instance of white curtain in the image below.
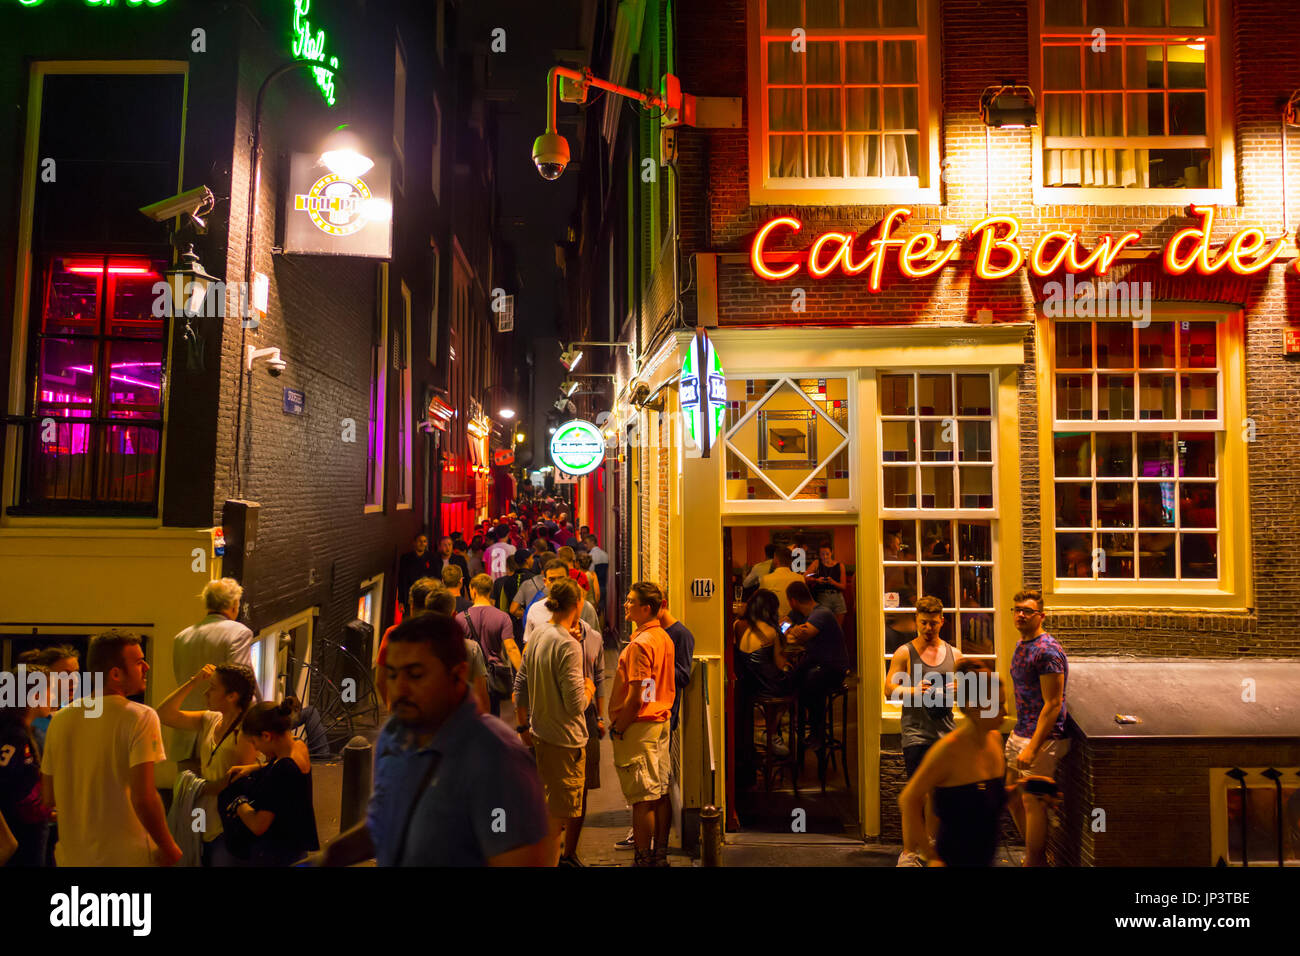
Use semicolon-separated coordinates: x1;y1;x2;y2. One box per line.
1044;42;1149;187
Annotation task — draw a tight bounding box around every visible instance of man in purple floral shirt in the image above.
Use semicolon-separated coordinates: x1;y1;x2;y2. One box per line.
1006;588;1068;867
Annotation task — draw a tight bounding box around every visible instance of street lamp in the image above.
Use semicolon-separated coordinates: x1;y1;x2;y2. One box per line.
481;383;517;422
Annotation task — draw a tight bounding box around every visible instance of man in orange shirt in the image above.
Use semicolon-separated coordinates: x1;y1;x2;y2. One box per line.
608;582;675;867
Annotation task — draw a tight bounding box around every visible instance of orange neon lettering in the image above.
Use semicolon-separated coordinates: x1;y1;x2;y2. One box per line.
900;231;960;278
807;231;853;278
1072;230;1143;275
1163;205;1218;275
1029;230;1078;276
1223;227;1287;275
751;217;802;280
971;215;1024;280
866;207;912;292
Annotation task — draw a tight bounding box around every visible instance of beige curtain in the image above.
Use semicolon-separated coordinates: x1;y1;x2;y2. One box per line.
1044;42;1149;187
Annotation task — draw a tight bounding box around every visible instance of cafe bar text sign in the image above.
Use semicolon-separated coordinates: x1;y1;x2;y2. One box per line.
284;153;392;258
549;420;604;477
751;205;1295;290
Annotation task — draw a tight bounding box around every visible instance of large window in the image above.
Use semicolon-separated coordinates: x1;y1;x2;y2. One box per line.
1035;0;1233;201
879;372;999;679
748;0;940;203
1051;318;1221;582
397;281;413;509
366;265;389;512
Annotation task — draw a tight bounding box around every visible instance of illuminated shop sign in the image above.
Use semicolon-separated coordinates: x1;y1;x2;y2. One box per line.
284;153;392;258
750;206;1293;290
15;1;169;7
291;0;339;106
549;419;604;477
680;329;726;458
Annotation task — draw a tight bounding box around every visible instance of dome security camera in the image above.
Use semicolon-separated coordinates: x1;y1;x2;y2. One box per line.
532;132;570;181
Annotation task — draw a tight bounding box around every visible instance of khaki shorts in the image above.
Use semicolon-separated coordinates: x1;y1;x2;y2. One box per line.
534;739;586;818
612;720;670;804
1004;732;1070;783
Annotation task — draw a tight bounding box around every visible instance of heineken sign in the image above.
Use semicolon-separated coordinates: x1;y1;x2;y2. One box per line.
681;329;726;457
549;419;604;476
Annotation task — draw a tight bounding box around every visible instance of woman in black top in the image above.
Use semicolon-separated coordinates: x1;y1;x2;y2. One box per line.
222;698;319;866
898;660;1016;866
807;544;848;629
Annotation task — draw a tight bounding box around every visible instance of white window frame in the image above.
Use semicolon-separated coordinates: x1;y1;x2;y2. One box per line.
365;265;389;513
1030;0;1236;205
746;0;943;205
397;281;413;510
1209;767;1300;867
722;371;857;514
256;607;316;704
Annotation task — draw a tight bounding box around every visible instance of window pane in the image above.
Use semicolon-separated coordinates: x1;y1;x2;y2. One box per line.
1088;0;1124;25
844;0;879;29
1084;44;1124;89
957;374;992;414
1169;92;1206;135
1167;48;1206;88
959;465;993;508
1086;93;1123;136
1180;533;1217;578
769;135;805;177
882;420;915;461
104;340;163;418
1096;482;1135;527
1045;0;1083;26
769;89;804;130
1097;373;1135;419
958;521;992;561
1169;0;1206;27
883;465;916;507
807;42;840;84
959;565;994;607
808;135;843;175
881;0;918;27
108;264;166;337
1137;532;1176;577
1056;482;1093;527
1180;373;1218;420
1044;46;1082;91
1129;0;1164;26
768;42;802;84
881;374;914;415
1056;323;1092;368
883;87;918;131
845;42;879;84
1180;483;1217;528
1130;92;1165;135
1127;45;1165;90
1180;321;1217;367
917;374;953;415
1148;148;1212;188
806;0;840;28
1138;482;1175;527
958;421;992;462
1138;321;1176;367
43;259;101;335
1138;373;1176;419
885;612;916;654
766;0;801;28
959;612;995;655
920;419;954;461
1098;531;1135;577
807;89;842;130
1056;532;1093;577
920;466;954;508
1057;374;1092;419
846;88;880;130
1097;323;1134;368
1178;433;1216;477
882;42;917;83
1137;432;1175;477
1096;432;1133;477
847;135;880;175
1054;432;1091;477
883;133;919;176
36;338;97;418
920;520;952;560
883;518;916;559
921;565;954;606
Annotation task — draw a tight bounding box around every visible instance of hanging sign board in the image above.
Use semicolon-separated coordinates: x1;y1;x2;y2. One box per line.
284;153;392;258
680;329;727;457
549;419;604;476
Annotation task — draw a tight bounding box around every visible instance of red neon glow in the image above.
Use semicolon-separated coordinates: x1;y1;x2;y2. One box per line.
64;266;156;275
970;215;1024;280
750;217;802;280
900;230;960;278
864;207;912;292
807;231;853;278
1028;229;1143;276
1164;205;1289;276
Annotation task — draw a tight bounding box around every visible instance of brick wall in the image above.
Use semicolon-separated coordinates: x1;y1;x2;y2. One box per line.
1052;734;1300;866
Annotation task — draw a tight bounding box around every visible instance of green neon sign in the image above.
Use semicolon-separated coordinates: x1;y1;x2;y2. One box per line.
17;0;170;7
292;0;339;107
549;420;605;477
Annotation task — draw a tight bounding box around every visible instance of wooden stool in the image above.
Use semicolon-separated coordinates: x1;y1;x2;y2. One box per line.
753;694;800;793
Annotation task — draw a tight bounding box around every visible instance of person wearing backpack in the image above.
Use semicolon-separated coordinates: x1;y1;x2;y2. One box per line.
464;574;519;718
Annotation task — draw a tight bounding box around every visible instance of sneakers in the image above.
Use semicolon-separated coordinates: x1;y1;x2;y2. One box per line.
558;854;585;867
615;829;635;850
896;849;926;867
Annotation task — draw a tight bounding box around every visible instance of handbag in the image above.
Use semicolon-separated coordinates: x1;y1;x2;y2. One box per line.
464;609;513;696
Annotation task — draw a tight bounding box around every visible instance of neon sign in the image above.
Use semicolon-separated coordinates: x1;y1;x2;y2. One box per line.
750;206;1293;287
549;420;605;477
680;329;726;457
292;0;338;107
17;0;169;6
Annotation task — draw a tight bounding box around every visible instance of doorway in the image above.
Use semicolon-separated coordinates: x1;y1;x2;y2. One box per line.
724;523;860;837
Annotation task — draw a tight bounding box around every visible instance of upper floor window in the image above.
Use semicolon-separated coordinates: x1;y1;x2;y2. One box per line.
1034;0;1234;203
748;0;941;204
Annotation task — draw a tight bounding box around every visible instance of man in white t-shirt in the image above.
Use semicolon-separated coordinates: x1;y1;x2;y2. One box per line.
483;525;518;580
42;630;182;867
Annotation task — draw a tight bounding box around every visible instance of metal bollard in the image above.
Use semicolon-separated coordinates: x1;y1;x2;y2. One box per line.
700;805;723;867
339;735;373;831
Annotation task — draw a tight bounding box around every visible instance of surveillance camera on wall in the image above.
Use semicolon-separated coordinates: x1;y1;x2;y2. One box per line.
140;186;215;223
246;345;286;377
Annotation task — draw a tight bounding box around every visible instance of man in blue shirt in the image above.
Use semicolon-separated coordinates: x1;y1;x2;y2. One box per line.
785;581;849;751
312;613;550;867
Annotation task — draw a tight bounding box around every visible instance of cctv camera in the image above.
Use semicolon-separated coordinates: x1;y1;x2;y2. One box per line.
140;186;214;223
268;359;286;377
532;132;570;181
246;345;286;376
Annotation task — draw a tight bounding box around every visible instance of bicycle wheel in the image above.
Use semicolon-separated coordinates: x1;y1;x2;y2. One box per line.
306;663;356;756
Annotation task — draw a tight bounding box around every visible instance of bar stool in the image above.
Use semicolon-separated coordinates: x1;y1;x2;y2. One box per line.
753;694;800;793
816;675;854;794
